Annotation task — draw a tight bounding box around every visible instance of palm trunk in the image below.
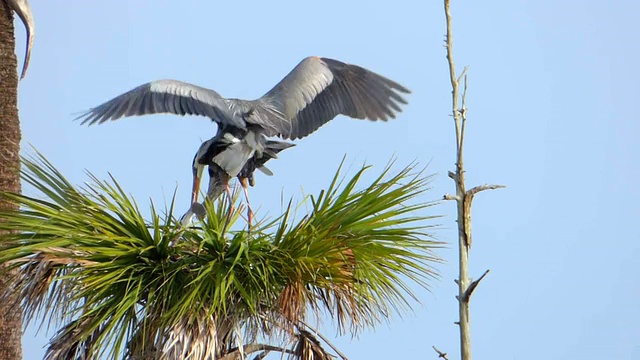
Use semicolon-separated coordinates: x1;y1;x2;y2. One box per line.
0;2;23;359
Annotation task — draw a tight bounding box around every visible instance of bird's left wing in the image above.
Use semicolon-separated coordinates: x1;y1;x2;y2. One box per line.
76;79;243;128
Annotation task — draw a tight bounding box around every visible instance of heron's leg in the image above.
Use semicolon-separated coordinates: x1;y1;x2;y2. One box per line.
225;183;234;214
240;177;254;229
221;182;235;233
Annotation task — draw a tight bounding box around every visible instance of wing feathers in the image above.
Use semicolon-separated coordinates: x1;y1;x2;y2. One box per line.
78;58;409;141
77;80;240;127
258;56;410;140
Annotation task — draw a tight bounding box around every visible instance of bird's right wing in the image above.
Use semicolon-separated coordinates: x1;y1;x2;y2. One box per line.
76;79;244;128
256;56;410;140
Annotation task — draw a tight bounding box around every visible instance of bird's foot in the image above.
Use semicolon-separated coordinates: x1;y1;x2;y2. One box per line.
247;207;254;232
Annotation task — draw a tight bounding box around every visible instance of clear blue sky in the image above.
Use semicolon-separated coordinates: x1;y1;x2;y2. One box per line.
14;0;639;359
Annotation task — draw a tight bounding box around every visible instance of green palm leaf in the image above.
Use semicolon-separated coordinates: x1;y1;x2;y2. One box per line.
0;151;443;359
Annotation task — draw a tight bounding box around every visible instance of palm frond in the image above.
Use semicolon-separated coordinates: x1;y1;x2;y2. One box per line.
0;152;443;359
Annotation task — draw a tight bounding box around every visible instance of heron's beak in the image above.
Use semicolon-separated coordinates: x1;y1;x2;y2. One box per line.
191;165;204;204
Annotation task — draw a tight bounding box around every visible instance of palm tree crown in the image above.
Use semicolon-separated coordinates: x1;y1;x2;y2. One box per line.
0;152;442;359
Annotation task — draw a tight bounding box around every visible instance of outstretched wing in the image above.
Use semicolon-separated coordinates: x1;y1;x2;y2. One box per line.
76;79;244;128
257;56;410;140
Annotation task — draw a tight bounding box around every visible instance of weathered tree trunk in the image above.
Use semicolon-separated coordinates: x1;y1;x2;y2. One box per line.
0;1;23;359
431;2;503;360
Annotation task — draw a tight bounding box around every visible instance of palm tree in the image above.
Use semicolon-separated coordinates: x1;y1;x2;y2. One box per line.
0;153;442;359
0;1;27;358
1;0;34;356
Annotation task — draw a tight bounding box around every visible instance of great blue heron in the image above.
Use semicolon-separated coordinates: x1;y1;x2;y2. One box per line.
77;56;410;224
190;127;294;225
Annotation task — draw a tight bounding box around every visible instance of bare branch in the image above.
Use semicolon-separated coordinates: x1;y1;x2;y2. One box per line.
298;320;348;360
433;346;450;360
461;184;506;249
459;69;469;156
462;195;472;248
462;269;490;302
219;344;295;360
444;0;463;155
456;66;469;87
466;184;506;197
461;71;469;117
444;1;458;96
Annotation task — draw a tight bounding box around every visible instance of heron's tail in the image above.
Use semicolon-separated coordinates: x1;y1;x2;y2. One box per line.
254;140;295;176
259;140;296;166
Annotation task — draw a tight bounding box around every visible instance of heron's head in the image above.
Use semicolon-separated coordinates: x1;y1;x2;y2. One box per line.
191;138;215;204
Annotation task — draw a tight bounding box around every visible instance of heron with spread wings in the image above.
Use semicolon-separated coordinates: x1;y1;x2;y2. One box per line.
77;56;410;225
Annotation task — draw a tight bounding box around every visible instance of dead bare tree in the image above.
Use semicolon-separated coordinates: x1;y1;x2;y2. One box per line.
435;1;505;359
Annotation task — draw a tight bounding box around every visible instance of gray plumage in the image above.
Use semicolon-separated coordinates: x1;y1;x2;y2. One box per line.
192;129;295;203
77;56;410;140
78;56;410;226
184;130;295;227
